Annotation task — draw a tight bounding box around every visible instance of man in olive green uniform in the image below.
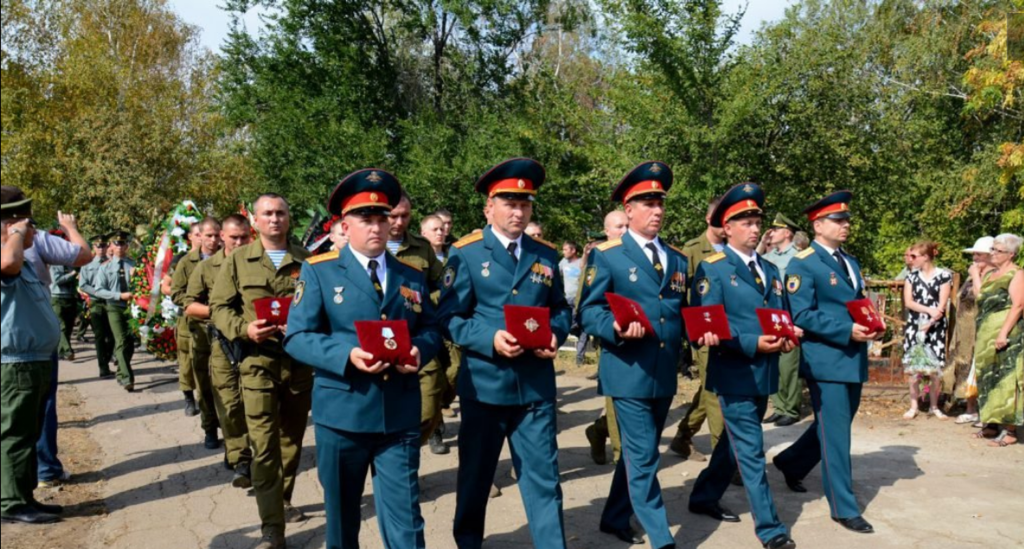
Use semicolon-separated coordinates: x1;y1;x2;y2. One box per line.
185;214;253;489
432;209;463;421
172;218;223;449
759;213;803;427
79;235;114;378
210;194;312;549
387;192;448;454
170;224;204;417
669;195;726;460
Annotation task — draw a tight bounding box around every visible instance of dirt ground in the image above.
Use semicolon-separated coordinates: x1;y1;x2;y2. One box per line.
2;342;1022;549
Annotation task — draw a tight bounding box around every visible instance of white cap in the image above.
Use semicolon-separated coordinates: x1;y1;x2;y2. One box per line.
963;236;994;254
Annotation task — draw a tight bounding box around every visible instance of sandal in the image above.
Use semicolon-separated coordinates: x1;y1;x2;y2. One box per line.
929;408;948;420
972;425;1000;439
987;430;1019;448
902;409;918;420
955;413;979;425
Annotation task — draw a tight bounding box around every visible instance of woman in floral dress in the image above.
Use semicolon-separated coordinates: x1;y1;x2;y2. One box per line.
902;241;953;419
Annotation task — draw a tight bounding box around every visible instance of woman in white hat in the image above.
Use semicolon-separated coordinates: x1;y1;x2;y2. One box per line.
949;237;994;424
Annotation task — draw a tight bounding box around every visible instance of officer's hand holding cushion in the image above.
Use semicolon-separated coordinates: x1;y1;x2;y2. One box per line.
349;347;387;374
394;347;421;375
494;330;524;358
698;332;721;347
532;335;558;360
613;321;646;340
756;335;786;354
850;323;880;343
246;318;278;343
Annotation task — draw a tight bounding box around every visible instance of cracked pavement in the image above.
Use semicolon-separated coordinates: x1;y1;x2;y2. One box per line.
59;350;1023;549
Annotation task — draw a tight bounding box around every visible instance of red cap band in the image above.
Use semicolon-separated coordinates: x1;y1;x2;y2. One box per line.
488;178;536;198
623;180;667;204
806;202;849;221
341;192;393;215
723;199;762;223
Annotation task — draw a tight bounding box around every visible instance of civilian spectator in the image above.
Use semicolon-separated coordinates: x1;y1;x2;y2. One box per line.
950;237;994;424
971;234;1023;447
525;221;543;240
559;241;584;365
902;241;952;419
328;218;348;252
421;214;448;263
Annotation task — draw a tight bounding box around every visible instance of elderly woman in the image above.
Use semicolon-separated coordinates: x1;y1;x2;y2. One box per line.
972;233;1024;447
949;237;994;424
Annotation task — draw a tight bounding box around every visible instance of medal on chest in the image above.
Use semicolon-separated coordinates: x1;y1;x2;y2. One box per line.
629;267;639;283
730;275;739;287
333;286;345;305
481;262;491;278
830;272;838;286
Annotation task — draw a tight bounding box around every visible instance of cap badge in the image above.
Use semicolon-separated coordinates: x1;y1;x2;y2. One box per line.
370;193;379;202
367;171;382;183
517;179;526;189
743;184;754;193
650;164;662;174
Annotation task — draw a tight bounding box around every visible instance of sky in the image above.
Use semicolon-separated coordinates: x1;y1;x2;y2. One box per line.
170;0;795;54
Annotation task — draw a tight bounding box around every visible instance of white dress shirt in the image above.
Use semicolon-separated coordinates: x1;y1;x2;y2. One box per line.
727;244;767;285
491;228;523;262
349;247;388;296
816;242;858;291
627;228;667;270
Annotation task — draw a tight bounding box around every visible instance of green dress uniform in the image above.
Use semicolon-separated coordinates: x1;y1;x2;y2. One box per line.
438;159;573;549
773;192;875;533
578;162;686;549
210;238;312;541
173;248;219;434
79;253;114;377
762;225;802;423
186;249;252;472
285;169;443;549
671;231;726;452
169;253;196;395
687;183;793;548
94;234;135;389
389;232;447;444
49;264;80;359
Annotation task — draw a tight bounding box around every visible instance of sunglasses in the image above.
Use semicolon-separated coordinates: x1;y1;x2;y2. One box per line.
907;254;920;259
111;240;128;246
991;248;1011;254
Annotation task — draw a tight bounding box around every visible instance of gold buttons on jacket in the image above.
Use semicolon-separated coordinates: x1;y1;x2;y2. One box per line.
381;314;388;320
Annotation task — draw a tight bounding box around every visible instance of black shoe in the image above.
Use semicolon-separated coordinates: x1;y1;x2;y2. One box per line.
586;424;608;465
204;430;221;450
669;431;706;461
429;431;450;455
32;502;63;515
232;462;252;490
763;413;782;424
0;506;61;524
763;534;796;549
833;516;874;534
98;371;114;379
774;415;799;427
772;457;807;493
730;471;744;487
283;501;307;523
688;502;741;523
184;393;199;417
122;382;135;393
599;522;644;545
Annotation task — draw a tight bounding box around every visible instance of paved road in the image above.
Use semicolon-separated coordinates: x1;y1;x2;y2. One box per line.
43;345;1024;548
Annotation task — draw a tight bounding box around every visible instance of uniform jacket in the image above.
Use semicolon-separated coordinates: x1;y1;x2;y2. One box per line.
95;257;135;309
285;246;442;434
691;247;788;397
786;241;869;384
437;227;572;406
682;232;721;381
578;232;688;399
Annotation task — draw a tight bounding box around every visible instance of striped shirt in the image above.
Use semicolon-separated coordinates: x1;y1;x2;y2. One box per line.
266;250;287;269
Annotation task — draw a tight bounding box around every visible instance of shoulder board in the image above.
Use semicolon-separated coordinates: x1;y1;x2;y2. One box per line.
306;250;339;266
596;239;622;252
531;237;558;251
395;257;423;272
704;252;726;264
667;244;686;256
795;248;816;260
453;232;484;249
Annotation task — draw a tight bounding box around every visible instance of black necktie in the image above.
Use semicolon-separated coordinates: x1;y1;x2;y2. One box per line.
833;250;852;284
748;260;765;293
507;242;519;264
646;243;664;280
368;259;384;301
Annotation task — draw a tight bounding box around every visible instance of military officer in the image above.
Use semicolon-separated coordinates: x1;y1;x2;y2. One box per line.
760;213;803;427
173;217;222;449
669;195;726;461
385;191;448;455
169;223;204;416
438;158;573;549
78;234;114;378
210;194;312;549
94;231;136;391
184;214;254;488
577;162;687;549
285;169;442;549
687;183;799;549
772;191;879;535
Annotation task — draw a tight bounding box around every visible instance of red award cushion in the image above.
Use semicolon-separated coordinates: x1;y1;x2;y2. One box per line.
681;305;733;343
253;297;290;326
604;292;656;337
846;298;886;334
355;320;415;366
756;308;800;346
504;305;554;350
